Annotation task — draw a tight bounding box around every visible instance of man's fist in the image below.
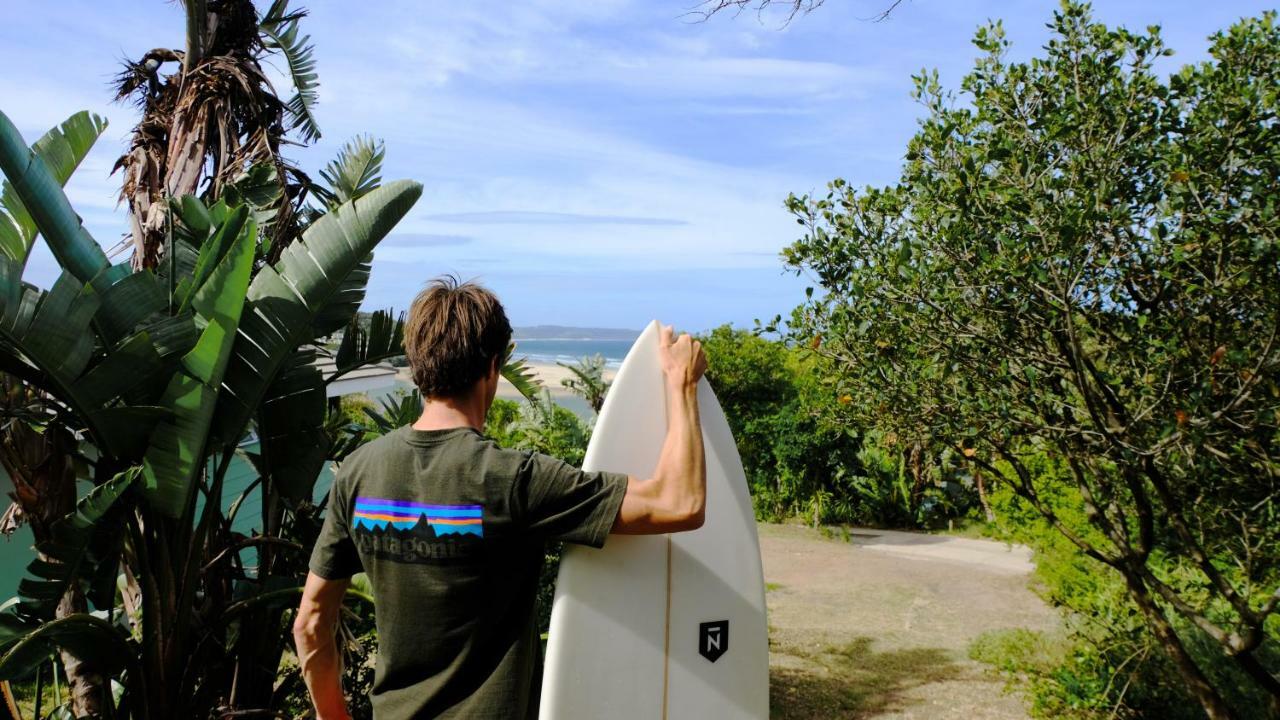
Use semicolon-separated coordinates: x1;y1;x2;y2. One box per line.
658;324;707;389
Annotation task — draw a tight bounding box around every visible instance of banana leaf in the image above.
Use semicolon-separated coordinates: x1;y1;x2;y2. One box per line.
13;468;140;621
331;308;403;377
0;110;110;285
0;270;163;456
141;208;256;517
0;613;135;681
212;180;421;446
258;0;321;143
257;347;327;501
501;347;542;402
0;109;168;349
0;111;108;267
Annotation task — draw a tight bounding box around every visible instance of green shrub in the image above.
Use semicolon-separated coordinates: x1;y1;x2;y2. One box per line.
700;325;981;529
976;464;1280;718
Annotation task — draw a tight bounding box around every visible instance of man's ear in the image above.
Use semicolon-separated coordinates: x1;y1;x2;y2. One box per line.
490;354;502;377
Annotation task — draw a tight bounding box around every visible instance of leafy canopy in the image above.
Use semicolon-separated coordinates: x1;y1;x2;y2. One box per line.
780;4;1280;715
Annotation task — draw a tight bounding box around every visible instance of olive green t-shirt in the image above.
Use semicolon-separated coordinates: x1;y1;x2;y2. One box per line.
309;425;628;719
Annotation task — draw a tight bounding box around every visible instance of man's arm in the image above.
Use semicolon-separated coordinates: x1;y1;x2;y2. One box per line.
613;325;708;534
293;572;352;720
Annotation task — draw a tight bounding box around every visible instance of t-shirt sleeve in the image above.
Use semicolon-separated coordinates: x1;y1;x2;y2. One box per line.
513;452;628;548
309;470;363;580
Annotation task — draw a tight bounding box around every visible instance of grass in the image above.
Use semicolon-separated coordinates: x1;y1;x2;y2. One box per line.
766;582;784;592
769;637;965;719
6;674;63;719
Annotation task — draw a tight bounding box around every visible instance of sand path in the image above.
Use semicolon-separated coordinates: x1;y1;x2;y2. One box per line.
760;523;1056;719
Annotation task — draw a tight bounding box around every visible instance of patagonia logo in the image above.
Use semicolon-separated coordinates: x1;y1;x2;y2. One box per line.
353;498;484;538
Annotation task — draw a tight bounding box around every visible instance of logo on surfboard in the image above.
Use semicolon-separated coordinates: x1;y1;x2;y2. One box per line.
699;620;729;662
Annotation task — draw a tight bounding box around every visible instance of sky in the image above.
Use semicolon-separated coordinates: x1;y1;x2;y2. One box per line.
0;0;1273;332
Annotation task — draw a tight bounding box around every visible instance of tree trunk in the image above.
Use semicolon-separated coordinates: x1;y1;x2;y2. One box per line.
1235;651;1280;719
974;467;995;522
55;586;105;716
0;389;106;717
1122;569;1237;719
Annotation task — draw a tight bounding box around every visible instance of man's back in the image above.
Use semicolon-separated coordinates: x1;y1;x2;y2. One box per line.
310;425;626;719
293;278;705;720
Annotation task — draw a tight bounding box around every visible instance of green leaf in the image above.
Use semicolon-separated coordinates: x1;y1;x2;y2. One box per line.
317;135;385;208
259;0;322;142
0;613;134;681
501;346;543;403
258;347;328;501
213;180;422;446
0;111;108;267
0;109;110;285
141;212;257;517
311;251;371;338
332;308;404;375
14;468;140;621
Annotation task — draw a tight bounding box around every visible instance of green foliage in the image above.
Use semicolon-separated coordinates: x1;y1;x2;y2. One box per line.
0;111;107;267
779;4;1280;714
258;0;321;142
699;325;979;528
977;468;1280;718
557;354;610;414
141;205;256;517
486;393;590;468
0;95;423;715
11;468;140;623
315;135;384;208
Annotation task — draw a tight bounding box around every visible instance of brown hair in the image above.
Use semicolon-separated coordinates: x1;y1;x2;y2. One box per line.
403;275;512;399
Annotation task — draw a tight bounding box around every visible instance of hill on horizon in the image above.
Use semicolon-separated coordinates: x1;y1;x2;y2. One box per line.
512;325;639;340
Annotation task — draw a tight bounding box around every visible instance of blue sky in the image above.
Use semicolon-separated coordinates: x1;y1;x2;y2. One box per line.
1;1;1273;331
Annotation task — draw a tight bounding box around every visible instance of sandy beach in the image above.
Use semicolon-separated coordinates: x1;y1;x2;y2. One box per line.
395;361;616;404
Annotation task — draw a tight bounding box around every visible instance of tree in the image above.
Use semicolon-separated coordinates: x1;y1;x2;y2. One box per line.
558;354;611;414
0;2;543;715
113;0;323;269
0;101;422;716
779;5;1279;717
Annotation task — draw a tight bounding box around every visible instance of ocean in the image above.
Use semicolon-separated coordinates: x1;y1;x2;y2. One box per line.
511;338;633;368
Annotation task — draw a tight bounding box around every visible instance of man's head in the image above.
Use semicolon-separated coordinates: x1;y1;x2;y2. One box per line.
404;275;512;401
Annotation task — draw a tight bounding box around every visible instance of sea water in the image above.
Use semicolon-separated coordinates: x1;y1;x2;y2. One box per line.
511;338;632;369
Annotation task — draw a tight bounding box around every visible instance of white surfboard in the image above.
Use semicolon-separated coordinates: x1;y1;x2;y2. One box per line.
539;320;769;719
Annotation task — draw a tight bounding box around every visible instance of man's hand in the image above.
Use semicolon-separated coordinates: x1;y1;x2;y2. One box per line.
658;324;707;390
612;322;709;535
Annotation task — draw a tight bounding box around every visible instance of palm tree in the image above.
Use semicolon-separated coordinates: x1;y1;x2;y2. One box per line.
113;0;322;269
558;353;611;414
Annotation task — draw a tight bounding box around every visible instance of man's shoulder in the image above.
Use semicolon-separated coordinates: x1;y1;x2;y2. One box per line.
344;427;410;467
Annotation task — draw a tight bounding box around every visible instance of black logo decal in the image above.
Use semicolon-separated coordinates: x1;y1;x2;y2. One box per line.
699;620;729;663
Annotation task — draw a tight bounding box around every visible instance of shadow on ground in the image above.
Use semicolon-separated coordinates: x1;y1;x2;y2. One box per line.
769;636;962;719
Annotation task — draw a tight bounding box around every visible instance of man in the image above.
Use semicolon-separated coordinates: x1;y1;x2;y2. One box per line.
294;276;708;719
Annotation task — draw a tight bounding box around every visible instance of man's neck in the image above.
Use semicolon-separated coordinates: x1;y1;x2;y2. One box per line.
413;393;487;433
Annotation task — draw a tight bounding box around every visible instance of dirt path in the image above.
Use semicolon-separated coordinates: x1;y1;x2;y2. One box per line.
760;523;1058;719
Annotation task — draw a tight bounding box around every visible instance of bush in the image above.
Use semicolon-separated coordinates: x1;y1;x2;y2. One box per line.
700;325;981;529
976;459;1280;718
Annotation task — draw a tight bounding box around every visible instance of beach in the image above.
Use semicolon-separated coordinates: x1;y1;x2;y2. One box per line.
394;360;617;413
